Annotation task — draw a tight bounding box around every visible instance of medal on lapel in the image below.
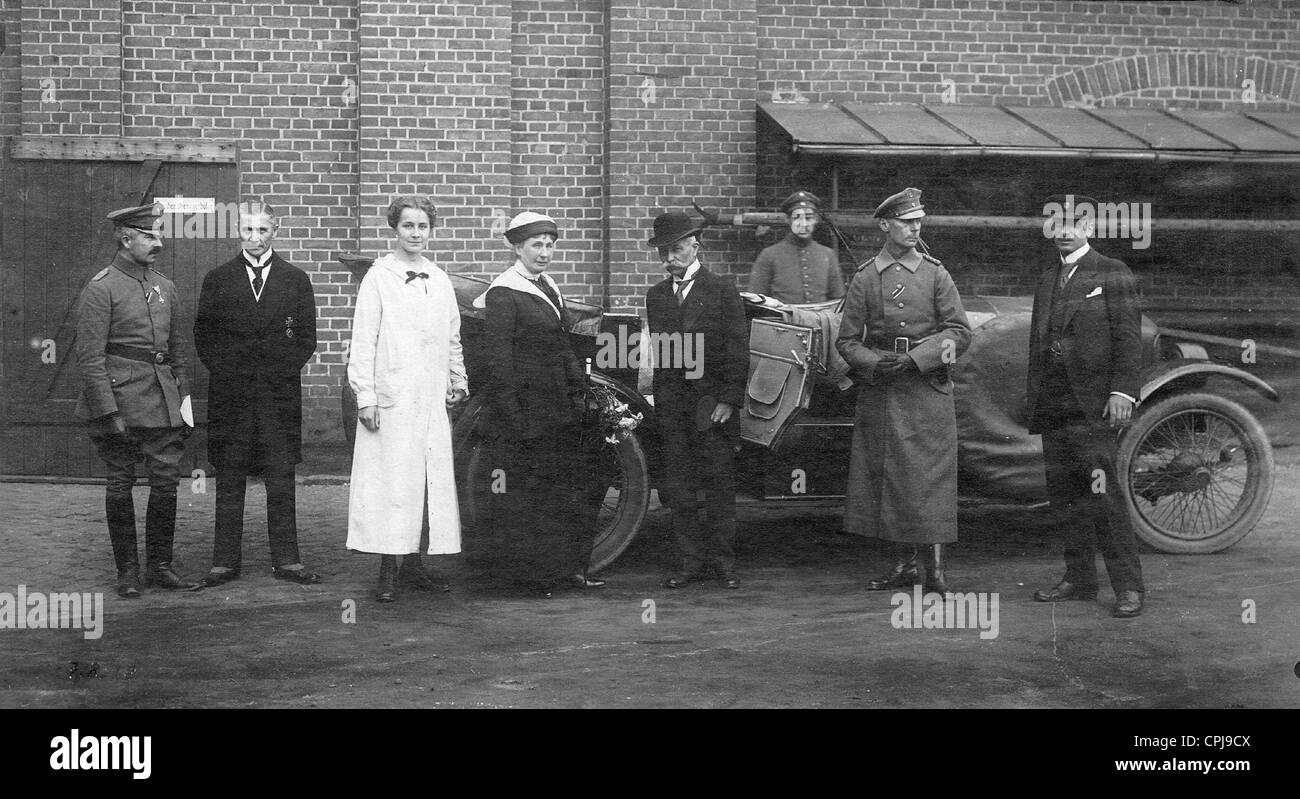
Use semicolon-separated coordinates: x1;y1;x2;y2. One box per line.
284;316;295;339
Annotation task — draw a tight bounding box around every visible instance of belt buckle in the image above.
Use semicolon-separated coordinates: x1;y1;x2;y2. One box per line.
153;352;165;364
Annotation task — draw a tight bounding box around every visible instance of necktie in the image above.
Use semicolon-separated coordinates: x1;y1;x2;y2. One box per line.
250;265;265;297
405;271;429;283
535;277;562;311
1057;261;1073;290
674;278;694;305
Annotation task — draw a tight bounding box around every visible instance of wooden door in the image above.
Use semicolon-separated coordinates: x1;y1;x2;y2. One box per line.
0;155;238;477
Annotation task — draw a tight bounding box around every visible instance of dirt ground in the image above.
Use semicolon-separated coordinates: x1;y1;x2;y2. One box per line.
1;365;1296;709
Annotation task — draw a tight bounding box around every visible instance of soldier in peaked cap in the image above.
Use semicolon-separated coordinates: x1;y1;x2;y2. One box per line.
747;190;845;305
73;203;199;597
835;187;972;596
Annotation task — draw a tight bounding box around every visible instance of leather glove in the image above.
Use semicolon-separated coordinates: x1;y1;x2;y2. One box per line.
877;353;917;376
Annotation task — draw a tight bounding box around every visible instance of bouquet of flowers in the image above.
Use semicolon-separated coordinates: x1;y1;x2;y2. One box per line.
582;383;644;445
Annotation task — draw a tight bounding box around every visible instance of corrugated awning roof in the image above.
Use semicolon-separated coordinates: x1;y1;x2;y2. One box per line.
758;102;1300;162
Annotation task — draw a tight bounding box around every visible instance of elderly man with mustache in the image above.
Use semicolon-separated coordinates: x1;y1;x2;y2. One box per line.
73;203;199;598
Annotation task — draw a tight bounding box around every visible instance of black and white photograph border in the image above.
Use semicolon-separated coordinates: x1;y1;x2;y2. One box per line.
0;0;1297;734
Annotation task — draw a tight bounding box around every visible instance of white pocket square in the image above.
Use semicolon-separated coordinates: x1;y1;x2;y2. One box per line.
1085;287;1103;298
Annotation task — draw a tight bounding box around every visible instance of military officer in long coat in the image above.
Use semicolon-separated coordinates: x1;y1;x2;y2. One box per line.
836;188;971;594
194;202;321;587
73;203;199;597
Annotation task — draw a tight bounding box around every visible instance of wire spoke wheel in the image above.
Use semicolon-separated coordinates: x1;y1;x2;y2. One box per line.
1118;392;1273;553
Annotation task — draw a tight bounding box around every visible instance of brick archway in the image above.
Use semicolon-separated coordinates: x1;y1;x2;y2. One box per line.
1045;52;1300;109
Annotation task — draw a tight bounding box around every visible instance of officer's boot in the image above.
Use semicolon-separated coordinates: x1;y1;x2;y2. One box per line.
106;491;141;599
143;487;198;590
867;543;920;591
923;543;953;595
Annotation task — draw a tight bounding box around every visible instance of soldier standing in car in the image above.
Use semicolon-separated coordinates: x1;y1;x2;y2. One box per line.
836;188;971;595
74;203;200;598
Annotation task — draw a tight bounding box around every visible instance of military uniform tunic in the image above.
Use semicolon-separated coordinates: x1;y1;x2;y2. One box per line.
835;246;971;543
74;251;189;428
747;233;846;305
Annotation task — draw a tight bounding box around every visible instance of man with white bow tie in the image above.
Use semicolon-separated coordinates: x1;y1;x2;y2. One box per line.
1027;194;1145;618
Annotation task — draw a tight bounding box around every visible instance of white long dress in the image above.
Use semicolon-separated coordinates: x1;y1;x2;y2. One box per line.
345;253;467;555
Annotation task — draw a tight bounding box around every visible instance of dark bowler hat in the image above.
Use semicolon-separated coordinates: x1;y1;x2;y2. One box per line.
780;190;822;215
106;202;163;232
873;187;926;220
647;210;704;249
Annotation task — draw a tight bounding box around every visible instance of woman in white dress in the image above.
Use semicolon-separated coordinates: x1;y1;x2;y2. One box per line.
346;196;468;601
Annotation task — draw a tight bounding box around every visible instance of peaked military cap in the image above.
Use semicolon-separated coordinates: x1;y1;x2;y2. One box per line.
780;190;822;215
873;188;926;220
106;202;163;232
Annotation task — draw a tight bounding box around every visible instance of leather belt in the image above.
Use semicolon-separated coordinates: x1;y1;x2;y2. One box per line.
105;343;172;365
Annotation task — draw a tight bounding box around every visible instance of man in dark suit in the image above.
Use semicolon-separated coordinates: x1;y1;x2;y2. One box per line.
194;202;321;587
645;211;749;590
1027;194;1145;618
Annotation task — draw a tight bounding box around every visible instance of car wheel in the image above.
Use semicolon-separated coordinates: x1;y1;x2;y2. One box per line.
1117;391;1274;554
460;426;651;574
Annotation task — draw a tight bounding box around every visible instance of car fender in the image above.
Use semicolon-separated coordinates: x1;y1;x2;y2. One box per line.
1139;360;1280;405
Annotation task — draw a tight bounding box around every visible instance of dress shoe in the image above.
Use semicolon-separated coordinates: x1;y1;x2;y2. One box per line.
272;566;322;585
202;568;241;588
569;573;607;589
721;574;740;590
144;563;201;591
867;560;920;591
116;566;142;599
1112;590;1144;618
1033;580;1098;602
398;561;449;592
664;572;703;589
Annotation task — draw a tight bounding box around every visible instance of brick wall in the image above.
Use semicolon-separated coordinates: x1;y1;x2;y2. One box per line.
606;0;758;311
118;0;359;441
20;0;121;136
756;0;1300;109
0;0;21;137
509;0;607;305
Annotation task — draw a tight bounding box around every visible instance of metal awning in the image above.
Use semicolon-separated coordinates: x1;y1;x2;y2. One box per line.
759;102;1300;162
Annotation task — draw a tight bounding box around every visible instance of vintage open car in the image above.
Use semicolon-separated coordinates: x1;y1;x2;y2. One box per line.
337;254;1278;572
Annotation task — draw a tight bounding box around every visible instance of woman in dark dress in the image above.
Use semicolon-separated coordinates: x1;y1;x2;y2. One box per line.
474;212;604;597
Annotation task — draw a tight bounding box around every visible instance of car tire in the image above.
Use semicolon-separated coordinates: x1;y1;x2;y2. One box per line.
1117;391;1274;554
456;403;650;574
